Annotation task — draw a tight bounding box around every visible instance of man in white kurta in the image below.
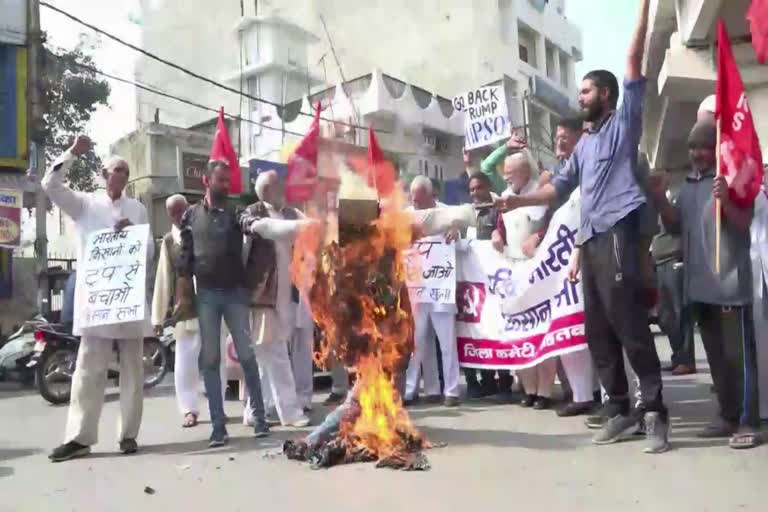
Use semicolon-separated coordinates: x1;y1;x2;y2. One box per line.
405;176;461;406
43;136;153;462
240;171;311;427
750;180;768;421
151;195;225;426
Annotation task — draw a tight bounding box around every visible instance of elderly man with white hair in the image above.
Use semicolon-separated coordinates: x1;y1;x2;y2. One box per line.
239;170;312;428
151;194;226;428
42;135;153;462
404;175;462;407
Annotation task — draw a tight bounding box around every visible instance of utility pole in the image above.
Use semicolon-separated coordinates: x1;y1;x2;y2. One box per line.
29;0;49;315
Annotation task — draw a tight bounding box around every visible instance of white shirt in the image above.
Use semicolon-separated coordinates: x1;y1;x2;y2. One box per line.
42;151;154;339
501;179;546;261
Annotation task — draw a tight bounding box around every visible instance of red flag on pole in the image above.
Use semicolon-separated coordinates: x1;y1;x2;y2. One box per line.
367;127;396;197
748;0;768;64
285;103;321;203
716;19;764;209
209;108;242;195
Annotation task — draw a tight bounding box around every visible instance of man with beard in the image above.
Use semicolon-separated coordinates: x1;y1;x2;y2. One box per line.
496;0;669;453
177;160;269;446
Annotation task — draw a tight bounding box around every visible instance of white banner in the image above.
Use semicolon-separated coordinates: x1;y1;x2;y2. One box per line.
453;85;512;150
405;236;457;304
77;225;149;329
456;192;587;369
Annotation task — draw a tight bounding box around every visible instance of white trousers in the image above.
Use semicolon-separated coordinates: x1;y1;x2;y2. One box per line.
750;289;768;419
174;331;226;417
560;349;597;403
65;336;143;446
245;341;304;425
330;356;350;395
406;310;460;398
288;327;314;410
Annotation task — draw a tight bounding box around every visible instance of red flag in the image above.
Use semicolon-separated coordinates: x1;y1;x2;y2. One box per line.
285;103;321;202
748;0;768;64
367;127;396;197
716;19;764;208
209;108;242;195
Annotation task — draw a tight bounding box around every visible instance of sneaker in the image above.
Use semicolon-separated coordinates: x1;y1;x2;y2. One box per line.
265;411;281;426
288;415;311;428
209;427;230;448
557;401;596;417
323;392;346;406
444;396;460;407
119;438;138;455
424;394;443;405
253;419;270;438
49;441;91;463
585;402;622;430
592;414;640;445
643;412;670;454
671;364;696;376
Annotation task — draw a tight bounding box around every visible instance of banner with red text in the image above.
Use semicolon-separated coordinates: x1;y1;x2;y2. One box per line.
456;190;586;370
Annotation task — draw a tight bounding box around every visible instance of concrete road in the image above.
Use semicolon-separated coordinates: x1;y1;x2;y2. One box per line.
0;335;767;512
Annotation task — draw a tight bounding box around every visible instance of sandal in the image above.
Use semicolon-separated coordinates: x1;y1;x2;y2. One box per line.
182;413;199;428
729;431;762;450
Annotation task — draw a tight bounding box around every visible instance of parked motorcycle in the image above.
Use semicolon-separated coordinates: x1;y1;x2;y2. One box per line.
29;326;174;405
0;317;51;385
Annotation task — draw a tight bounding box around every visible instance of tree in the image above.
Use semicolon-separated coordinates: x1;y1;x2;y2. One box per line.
41;41;110;192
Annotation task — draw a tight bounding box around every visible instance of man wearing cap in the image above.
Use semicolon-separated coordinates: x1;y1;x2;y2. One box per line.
650;120;761;449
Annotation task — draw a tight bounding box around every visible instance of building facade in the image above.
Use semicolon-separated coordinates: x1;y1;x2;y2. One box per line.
643;0;768;172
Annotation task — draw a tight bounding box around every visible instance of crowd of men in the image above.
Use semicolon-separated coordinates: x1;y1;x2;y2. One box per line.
40;0;768;463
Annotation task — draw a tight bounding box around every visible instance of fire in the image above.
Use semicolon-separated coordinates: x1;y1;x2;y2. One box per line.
289;156;429;465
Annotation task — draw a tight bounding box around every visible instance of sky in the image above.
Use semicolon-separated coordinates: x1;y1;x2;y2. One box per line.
565;0;636;91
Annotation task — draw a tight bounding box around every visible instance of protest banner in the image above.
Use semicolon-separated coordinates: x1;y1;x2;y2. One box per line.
455;191;586;370
453;85;512;150
0;188;22;248
405;236;457;305
77;224;149;329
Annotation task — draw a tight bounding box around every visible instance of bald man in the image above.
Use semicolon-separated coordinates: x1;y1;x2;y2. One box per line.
152;194;226;428
43;136;154;462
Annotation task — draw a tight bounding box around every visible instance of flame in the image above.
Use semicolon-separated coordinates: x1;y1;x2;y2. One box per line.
290;157;427;460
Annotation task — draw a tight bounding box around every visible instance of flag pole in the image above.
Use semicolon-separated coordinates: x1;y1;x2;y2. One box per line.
715;117;722;274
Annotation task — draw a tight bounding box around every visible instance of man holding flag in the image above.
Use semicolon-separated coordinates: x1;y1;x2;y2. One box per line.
650;19;763;449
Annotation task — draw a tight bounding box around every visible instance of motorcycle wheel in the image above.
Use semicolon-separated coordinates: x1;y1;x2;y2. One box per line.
36;346;77;405
142;338;168;389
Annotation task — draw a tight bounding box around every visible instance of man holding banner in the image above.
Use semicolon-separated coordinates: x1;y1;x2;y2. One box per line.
43;136;153;462
497;0;670;454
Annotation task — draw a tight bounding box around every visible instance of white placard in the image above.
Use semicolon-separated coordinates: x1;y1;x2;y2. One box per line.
453;85;512;150
405;236;457;304
77;225;149;329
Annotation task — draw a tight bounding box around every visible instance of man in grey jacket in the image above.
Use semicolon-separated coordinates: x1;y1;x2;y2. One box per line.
650;121;761;449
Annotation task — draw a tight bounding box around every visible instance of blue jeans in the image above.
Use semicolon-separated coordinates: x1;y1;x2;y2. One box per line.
197;287;265;429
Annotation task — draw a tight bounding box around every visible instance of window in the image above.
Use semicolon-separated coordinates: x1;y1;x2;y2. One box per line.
559;53;570;88
58;209;65;235
519;45;529;63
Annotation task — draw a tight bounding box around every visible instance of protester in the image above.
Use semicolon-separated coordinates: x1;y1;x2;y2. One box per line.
480;134;528;196
496;0;670;453
651;187;696;375
404;176;461;407
177;160;270;446
239;171;311;428
463;172;515;403
152;194;226;428
290;292;315;413
44;135;153;462
750;162;768;422
651;120;761;449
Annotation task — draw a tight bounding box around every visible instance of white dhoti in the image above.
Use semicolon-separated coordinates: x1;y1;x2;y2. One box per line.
560;349;596;403
288;326;314;410
65;337;144;446
750;192;768;419
406;308;460;399
174;330;226;416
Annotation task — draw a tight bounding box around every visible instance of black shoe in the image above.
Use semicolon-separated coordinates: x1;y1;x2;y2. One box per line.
520;394;536;408
209;426;230;448
323;392;346;406
533;396;552;410
661;363;676;372
254;419;270;438
593;390;602;403
444;396;461;407
479;381;498;398
466;382;484;400
49;441;91;463
557;401;596;417
119;438;138;455
404;395;419;407
493;390;516;404
424;394;443;405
